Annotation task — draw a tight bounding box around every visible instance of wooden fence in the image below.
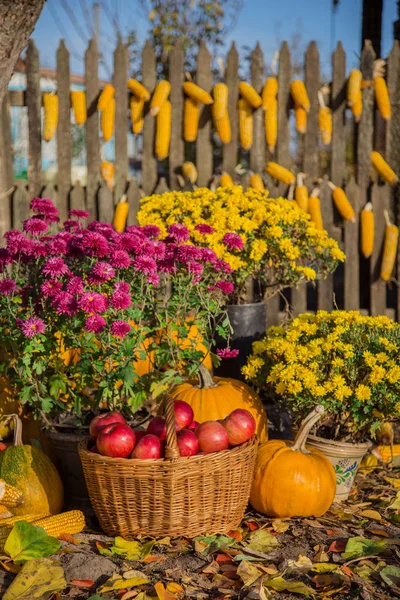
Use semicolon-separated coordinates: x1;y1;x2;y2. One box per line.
1;37;400;325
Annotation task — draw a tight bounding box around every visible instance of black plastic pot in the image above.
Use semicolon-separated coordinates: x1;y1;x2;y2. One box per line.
215;302;267;380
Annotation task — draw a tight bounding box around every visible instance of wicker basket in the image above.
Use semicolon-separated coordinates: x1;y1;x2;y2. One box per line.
78;396;258;538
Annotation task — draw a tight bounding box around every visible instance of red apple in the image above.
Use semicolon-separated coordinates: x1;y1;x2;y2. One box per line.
97;423;135;458
174;400;194;431
177;429;199;457
131;434;162;459
89;445;99;454
188;420;199;430
196;421;229;453
134;429;147;444
0;442;7;451
223;409;256;446
147;416;167;440
90;412;125;440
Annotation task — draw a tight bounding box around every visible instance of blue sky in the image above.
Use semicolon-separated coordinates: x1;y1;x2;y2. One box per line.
31;0;398;78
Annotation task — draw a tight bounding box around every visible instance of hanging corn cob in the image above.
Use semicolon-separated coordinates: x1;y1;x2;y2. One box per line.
150;80;171;117
371;151;399;184
130;96;144;135
0;480;24;508
182;162;198;184
347;69;362;107
220;172;233;187
97;84;115;111
238;98;253;150
249;172;265;191
212;83;229;120
184;98;200;142
100;161;114;190
380;210;399;281
183;81;213;105
308;187;323;230
214;112;231;144
294;103;307;134
71;91;87;126
360;203;374;258
290;80;310;112
328;182;355;222
374;76;391;120
262;77;278;111
265;97;277;152
352;91;363;122
155;99;171;160
127;78;150;101
43;93;59;141
317;90;332;145
239;82;262;109
265;162;295;185
101;97;115;141
295;173;308;212
113;195;129;232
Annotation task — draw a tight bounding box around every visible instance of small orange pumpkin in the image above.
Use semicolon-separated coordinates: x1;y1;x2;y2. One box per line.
250;405;336;517
170;365;268;441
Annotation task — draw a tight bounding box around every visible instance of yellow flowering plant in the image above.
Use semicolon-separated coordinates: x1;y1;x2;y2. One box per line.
243;311;400;441
138;186;345;303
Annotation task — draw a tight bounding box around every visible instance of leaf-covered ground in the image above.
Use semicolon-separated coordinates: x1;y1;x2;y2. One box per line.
1;467;400;600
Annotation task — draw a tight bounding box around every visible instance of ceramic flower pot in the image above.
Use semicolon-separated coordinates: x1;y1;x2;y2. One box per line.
305;435;372;501
215;302;267;381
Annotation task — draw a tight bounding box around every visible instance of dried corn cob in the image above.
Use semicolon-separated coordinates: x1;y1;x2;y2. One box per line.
0;479;24;508
371;151;398;184
328;182;355;222
265;97;277;152
262;77;278;110
127;78;150;101
212;83;229;120
374;76;391;120
100;161;114;189
361;202;374;258
155;99;171;160
97;84;115;111
347;69;362;107
213;111;231;144
220;172;233;187
290;80;310;112
308;187;323;230
294;103;307;134
32;511;85;537
43;93;59;141
183;81;213;105
113;197;129;232
239;82;262;109
249;172;264;191
130;96;144;135
380;210;399;281
295;173;309;212
71;91;87;126
150;80;171;117
318;106;332;144
265;162;295;185
238;98;253;150
184;97;200;142
101;98;115;142
182;162;198;184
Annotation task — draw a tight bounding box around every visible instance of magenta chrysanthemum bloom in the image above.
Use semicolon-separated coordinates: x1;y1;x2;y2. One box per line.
115;233;143;253
82;231;110;258
20;316;46;338
54;292;77;316
63;219;81;232
87;221;114;239
42;257;69;278
195;224;214;235
69;209;89;219
66;276;84;295
79;292;108;313
23;218;48;236
177;245;202;262
5;232;32;256
147;272;160;286
111;291;132;310
133;255;157;275
85;315;106;333
47;236;68;255
110;250;130;269
216;347;239;359
200;247;218;263
92;262;116;282
214;259;233;273
167;223;190;242
28;240;48;258
222;232;244;251
141;225;161;239
30;198;59;223
41;280;63;298
110;320;131;338
188;261;203;277
158;259;177;274
142;240;166;260
214;280;234;294
125;225;146;238
0;279;16;296
114;281;130;294
0;249;11;266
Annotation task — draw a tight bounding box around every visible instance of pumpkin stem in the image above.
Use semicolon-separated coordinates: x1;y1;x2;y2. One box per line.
197;364;218;389
292;405;324;454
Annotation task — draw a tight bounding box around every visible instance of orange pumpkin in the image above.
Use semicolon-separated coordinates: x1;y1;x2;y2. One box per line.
170;365;268;441
250;405;336;518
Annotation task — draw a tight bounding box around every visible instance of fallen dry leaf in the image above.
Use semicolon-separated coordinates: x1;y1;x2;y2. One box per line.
271;519;289;533
359;510;382;521
302;519;325;529
70;579;94;588
328;540;347;553
227;529;242;542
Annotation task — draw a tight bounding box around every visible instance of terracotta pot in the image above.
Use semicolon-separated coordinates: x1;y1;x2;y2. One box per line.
306;434;372;501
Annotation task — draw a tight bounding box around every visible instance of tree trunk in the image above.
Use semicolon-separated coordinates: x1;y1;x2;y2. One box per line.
361;0;383;57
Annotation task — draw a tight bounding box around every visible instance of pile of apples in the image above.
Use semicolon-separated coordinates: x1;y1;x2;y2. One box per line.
89;400;256;459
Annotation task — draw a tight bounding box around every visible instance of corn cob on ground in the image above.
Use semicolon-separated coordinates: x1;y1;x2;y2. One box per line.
183;82;213;105
380;210;399;281
347;69;362;107
265;162;295;185
239;82;262;109
150;81;171;117
295;173;308;212
262;77;278;110
97;84;115;111
182;162;198;184
328;182;355;223
265;97;277;152
127;78;150;101
184;97;200;142
155;99;171;160
290;80;310;112
0;479;24;508
32;510;85;537
374;76;391;120
43;93;59;142
238;98;253;150
71;91;87;126
101;97;115;141
308;187;324;230
0;514;50;547
371;151;399;184
360;202;374;258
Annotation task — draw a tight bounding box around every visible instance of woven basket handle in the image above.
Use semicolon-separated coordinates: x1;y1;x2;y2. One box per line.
164;395;180;460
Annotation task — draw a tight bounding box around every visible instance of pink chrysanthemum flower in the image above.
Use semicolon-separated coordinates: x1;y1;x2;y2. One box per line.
200;248;218;263
82;231;110;258
20;316;46;338
66;276;84;295
167;223;190;242
222;232;244;251
85;315;106;333
188;261;203;277
41;280;63;298
214;280;234;294
214;259;233;273
216;348;239;359
42;257;70;278
110;250;131;269
195;224;214;235
47;237;68;255
54;292;77;316
23;218;48;236
114;281;130;294
68;209;89;219
111;291;132;310
177;245;202;262
147;273;160;286
0;279;16;296
158;259;177;274
141;225;161;239
28;240;48;258
63;219;81;232
133;255;157;275
125;225;146;238
30;198;59;223
87;221;114;239
110;320;131;338
92;262;116;281
115;233;143;253
79;292;108;314
0;249;11;266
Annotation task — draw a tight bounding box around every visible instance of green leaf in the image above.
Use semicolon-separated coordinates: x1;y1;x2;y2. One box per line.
243;529;280;553
342;536;387;560
4;521;61;565
380;565;400;591
3;557;66;600
97;573;149;593
87;596;104;600
264;576;315;597
192;534;235;556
